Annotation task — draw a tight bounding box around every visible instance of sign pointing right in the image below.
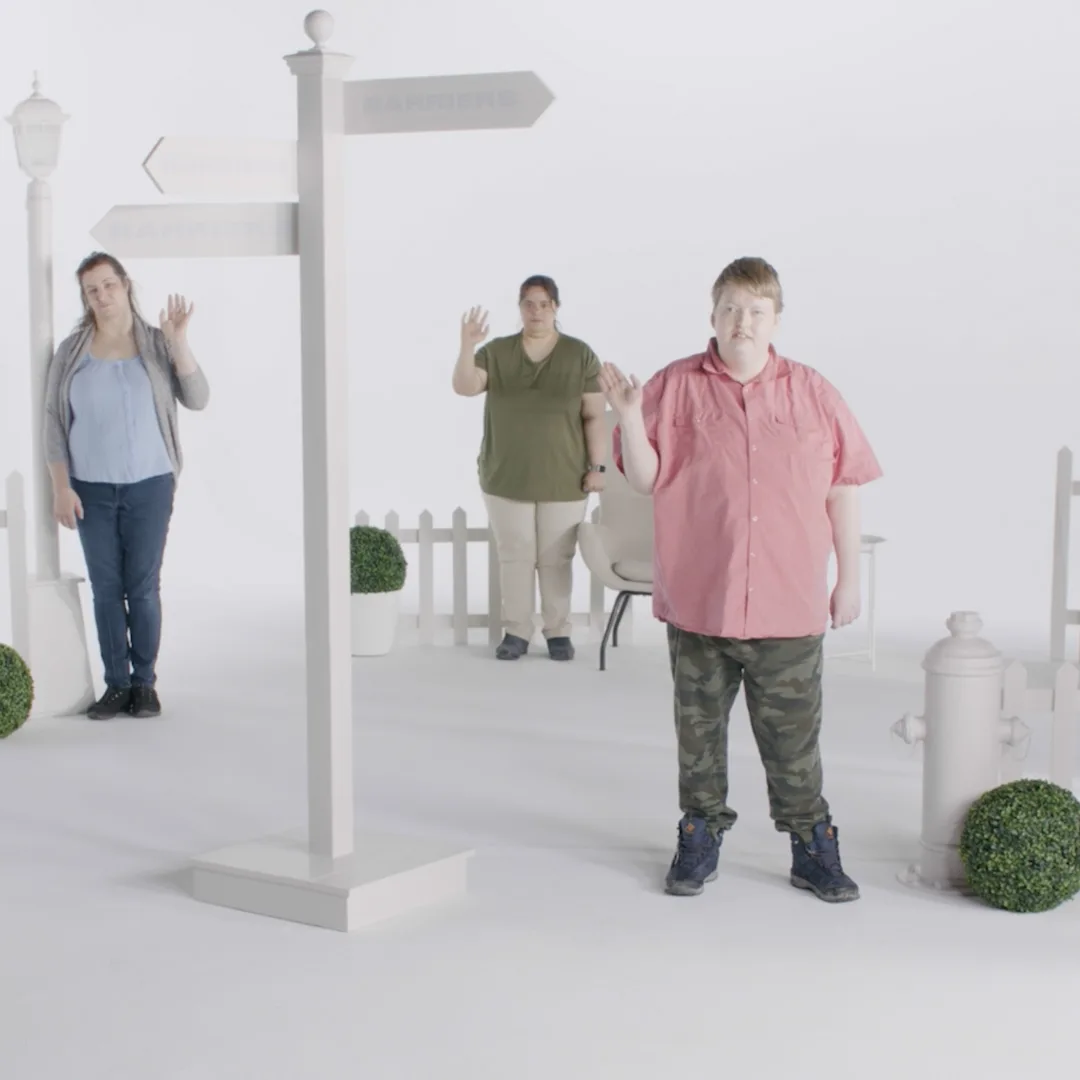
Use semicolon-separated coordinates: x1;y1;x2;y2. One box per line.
344;70;555;135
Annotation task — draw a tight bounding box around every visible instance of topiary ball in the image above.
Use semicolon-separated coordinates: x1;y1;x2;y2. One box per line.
0;643;34;739
959;779;1080;913
349;525;407;594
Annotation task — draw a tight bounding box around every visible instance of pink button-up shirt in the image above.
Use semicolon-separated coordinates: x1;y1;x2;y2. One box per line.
613;340;882;640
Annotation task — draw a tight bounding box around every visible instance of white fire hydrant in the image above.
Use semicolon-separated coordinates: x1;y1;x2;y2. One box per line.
891;611;1029;890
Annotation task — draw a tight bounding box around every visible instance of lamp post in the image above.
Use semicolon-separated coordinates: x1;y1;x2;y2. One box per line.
6;75;95;717
7;72;67;581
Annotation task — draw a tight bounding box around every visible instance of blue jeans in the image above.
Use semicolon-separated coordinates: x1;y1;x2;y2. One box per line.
71;472;175;689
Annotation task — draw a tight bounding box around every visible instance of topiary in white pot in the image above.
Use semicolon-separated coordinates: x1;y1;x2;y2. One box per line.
349;525;407;656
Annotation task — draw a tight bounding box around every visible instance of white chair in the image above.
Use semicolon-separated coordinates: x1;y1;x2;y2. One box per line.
577;411;653;670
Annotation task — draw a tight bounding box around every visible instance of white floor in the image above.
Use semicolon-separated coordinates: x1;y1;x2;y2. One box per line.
2;586;1079;1079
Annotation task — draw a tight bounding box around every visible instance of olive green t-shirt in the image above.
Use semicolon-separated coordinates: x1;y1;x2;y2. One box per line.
474;332;602;503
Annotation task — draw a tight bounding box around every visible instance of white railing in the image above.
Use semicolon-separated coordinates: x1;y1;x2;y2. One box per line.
0;471;30;657
353;508;883;661
1000;659;1078;789
354;506;617;646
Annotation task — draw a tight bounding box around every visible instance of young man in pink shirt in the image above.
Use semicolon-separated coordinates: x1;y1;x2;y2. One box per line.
604;257;882;903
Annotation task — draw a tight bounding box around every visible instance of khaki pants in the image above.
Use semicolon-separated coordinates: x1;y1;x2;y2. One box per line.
483;493;587;642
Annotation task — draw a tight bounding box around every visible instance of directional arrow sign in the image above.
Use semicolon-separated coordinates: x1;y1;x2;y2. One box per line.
89;203;299;259
344;70;554;135
143;136;297;198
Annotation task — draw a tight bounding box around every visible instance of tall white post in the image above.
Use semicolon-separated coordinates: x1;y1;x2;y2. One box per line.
189;11;477;931
27;176;61;580
7;76;96;717
285;11;355;859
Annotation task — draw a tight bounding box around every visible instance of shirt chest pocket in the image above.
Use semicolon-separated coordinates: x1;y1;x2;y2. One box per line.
761;386;833;461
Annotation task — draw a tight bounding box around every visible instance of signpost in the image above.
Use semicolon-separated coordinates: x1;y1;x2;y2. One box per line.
142;137;297;199
344;70;555;135
95;8;555;933
90;202;298;258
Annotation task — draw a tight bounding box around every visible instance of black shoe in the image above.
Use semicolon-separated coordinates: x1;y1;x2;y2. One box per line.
664;815;723;896
495;634;530;660
129;686;162;718
790;820;860;903
546;636;575;661
87;686;131;721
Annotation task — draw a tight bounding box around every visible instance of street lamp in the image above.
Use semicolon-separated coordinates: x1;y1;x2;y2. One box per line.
6;72;68;580
8;72;68;181
5;75;95;719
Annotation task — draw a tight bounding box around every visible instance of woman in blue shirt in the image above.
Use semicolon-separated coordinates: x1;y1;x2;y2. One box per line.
43;251;210;720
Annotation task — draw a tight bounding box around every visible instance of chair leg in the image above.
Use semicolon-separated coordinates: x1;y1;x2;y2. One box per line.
599;591;632;671
611;591;633;647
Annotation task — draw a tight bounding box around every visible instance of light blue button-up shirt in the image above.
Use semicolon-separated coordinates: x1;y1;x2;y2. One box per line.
68;353;174;484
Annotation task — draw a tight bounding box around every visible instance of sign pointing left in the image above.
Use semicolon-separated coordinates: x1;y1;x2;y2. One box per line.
142;136;297;198
89;202;299;259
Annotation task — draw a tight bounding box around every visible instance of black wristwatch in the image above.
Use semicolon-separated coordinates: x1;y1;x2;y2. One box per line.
586;464;606;473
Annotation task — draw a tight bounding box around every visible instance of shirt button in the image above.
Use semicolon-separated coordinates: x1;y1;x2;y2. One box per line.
752;516;758;522
752;478;758;484
750;445;757;452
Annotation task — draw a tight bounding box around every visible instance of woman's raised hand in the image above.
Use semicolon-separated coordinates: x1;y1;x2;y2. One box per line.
460;307;490;347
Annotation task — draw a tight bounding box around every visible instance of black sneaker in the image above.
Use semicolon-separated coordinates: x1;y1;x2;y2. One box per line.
129;686;162;718
546;636;575;661
664;815;723;896
87;686;131;721
789;820;860;903
495;634;530;660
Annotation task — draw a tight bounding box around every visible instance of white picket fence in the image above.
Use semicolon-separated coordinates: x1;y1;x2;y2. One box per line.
0;471;30;657
352;508;883;661
353;506;618;646
1000;659;1079;789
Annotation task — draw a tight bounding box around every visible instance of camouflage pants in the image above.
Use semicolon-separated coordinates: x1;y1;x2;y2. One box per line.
667;624;829;842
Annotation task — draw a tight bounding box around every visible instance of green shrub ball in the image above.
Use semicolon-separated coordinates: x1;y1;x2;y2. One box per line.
960;779;1080;913
0;644;34;739
349;526;407;594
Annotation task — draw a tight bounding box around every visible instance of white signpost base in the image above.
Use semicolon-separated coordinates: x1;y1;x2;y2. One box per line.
191;828;472;932
26;574;96;718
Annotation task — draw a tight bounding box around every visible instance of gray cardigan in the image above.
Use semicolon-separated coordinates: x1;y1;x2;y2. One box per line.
44;315;210;480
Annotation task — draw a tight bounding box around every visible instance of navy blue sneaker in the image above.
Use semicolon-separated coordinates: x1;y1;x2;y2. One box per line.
546;636;575;661
495;634;530;660
129;685;162;718
86;686;131;721
789;820;860;903
664;815;722;896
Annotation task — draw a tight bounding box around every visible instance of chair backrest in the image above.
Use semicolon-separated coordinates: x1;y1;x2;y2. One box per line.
592;410;654;564
1050;446;1080;661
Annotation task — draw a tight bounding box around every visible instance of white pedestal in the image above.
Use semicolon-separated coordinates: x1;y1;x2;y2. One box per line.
26;573;96;718
191;828;474;932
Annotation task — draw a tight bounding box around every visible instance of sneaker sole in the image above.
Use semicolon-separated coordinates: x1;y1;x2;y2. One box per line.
665;870;718;896
790;874;860;903
130;707;161;718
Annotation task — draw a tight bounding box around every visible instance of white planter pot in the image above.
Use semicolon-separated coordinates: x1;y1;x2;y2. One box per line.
350;590;401;657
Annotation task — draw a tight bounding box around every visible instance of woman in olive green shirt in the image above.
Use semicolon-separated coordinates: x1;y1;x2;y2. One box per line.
452;275;608;661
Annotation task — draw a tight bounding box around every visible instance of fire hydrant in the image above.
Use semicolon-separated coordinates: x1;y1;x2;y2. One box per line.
891;611;1028;890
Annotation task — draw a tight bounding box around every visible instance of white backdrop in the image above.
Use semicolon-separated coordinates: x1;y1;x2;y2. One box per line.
1;0;1079;651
